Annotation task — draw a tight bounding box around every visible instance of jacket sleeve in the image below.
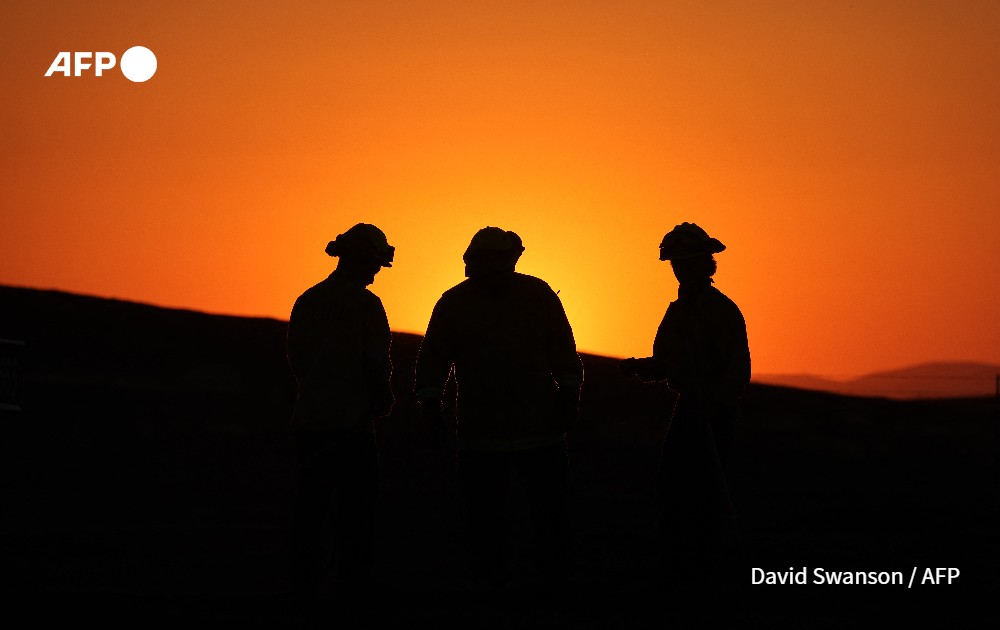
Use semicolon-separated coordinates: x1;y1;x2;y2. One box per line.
414;298;454;401
714;302;751;404
544;288;583;390
631;304;682;384
286;294;321;387
365;295;394;417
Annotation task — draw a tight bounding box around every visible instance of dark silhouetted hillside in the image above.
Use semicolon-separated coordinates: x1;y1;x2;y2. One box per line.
1;285;996;628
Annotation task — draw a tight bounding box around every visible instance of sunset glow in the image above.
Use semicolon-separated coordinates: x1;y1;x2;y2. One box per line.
2;1;999;378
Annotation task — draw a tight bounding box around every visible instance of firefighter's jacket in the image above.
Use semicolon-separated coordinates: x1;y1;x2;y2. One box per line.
415;272;583;451
287;269;393;431
634;281;750;408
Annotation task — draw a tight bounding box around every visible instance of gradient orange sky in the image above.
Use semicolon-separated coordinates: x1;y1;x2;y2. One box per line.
2;1;998;378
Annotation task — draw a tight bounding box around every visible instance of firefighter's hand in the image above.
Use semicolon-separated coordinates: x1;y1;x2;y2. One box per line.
619;357;639;377
556;386;581;433
418;398;450;450
372;389;394;418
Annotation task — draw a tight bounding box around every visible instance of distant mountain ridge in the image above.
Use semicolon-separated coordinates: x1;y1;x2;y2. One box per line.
755;362;1000;400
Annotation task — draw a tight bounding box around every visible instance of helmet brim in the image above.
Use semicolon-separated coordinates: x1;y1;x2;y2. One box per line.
659;238;725;261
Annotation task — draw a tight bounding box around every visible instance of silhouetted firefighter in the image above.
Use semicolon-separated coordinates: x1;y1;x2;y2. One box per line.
620;222;750;590
415;227;583;588
286;223;395;607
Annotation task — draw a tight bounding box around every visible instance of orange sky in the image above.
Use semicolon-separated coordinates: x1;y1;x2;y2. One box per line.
2;1;998;378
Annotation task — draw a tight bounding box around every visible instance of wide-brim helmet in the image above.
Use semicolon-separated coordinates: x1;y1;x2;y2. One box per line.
463;227;524;263
325;223;395;267
659;222;726;261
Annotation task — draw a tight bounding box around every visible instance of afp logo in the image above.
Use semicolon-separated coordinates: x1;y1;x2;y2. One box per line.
44;46;157;83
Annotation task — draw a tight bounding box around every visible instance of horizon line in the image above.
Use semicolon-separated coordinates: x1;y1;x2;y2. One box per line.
3;282;998;382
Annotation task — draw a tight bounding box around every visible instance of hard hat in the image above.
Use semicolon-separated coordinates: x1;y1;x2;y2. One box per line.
463;227;524;262
658;222;725;261
325;223;395;267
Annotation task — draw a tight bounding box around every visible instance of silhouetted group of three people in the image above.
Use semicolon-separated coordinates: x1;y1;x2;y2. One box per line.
286;221;750;607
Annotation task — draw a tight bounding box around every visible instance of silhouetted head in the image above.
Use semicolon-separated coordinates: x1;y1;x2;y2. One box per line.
326;223;395;285
659;222;724;285
463;227;524;278
670;254;718;284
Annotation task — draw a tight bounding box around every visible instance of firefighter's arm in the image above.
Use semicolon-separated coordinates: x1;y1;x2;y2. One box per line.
545;288;584;390
414;299;455;448
715;306;751;404
287;296;323;380
364;296;394;417
622;307;680;384
545;288;583;430
414;300;454;402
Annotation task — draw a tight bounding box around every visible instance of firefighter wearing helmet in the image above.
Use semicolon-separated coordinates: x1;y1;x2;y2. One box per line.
620;222;751;591
286;222;395;605
415;227;583;587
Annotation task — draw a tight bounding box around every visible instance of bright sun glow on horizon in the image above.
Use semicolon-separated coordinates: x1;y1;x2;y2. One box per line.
2;1;999;379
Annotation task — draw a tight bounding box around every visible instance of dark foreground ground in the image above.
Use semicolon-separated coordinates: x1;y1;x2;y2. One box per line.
2;287;998;628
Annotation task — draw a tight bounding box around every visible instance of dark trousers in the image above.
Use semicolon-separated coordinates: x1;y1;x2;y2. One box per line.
458;441;570;585
290;422;379;595
656;398;739;586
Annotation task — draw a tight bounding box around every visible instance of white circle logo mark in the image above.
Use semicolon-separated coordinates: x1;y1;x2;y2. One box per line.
120;46;157;82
